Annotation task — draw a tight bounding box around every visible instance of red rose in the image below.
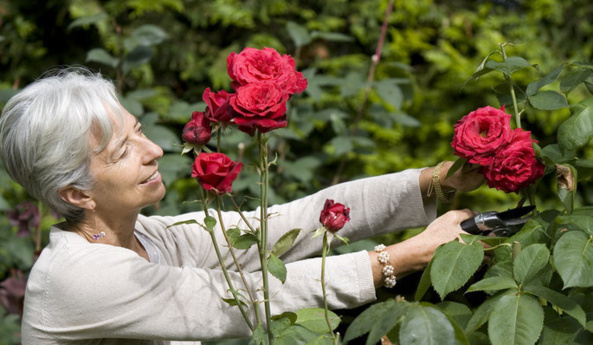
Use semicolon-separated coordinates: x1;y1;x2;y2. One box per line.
451;106;512;165
229;81;289;135
319;199;351;233
203;88;233;124
191;152;242;195
483;129;545;193
227;47;307;95
182;111;211;146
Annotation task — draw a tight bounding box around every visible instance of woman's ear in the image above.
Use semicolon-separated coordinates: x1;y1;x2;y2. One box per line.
58;187;94;210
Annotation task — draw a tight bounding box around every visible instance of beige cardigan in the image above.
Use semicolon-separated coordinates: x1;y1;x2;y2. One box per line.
21;169;435;344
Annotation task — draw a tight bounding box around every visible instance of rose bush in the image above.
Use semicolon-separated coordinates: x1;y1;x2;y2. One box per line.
191;152;242;195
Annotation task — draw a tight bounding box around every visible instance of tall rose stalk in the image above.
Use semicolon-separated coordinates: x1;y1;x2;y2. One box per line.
180;47;307;343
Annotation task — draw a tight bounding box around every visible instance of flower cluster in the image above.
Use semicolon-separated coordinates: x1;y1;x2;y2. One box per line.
182;47;307;194
451;106;544;193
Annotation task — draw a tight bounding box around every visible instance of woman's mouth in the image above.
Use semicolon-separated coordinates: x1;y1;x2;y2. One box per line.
141;171;161;185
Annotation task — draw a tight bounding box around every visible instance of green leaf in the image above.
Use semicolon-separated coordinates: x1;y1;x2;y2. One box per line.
344;299;398;343
374;79;404;110
268;253;287;284
122;46;153;74
128;24;169;48
513;244;550;284
488;293;544;345
553;231;593;288
466;276;517;293
430;241;484;300
436;301;473;330
294;308;340;333
415;259;433;301
392;113;421;127
523;285;587;327
465;292;509;333
310;31;355;42
272;229;301;257
560;68;593;95
157;154;192;187
366;302;411;345
485;56;532;77
398;304;457;345
328;136;353;156
68;13;108;30
558;104;593;153
286;21;311;47
539;309;584;345
526;64;563;96
141;115;182;151
251;324;267;345
228;230;258;250
528;90;569;110
204;216;217;231
86;48;119;68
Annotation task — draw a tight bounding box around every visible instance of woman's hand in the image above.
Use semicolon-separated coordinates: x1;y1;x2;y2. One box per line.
370;209;475;287
440;161;484;193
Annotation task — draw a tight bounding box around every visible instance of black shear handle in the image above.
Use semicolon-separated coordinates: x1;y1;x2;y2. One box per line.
461;217;481;234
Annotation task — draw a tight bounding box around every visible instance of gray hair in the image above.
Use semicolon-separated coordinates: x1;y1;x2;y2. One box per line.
0;67;124;223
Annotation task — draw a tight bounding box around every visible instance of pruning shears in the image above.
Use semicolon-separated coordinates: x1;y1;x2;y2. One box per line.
460;205;535;237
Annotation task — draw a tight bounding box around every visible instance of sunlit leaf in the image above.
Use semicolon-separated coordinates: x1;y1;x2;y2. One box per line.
526;64;563;96
528;90;569;110
86;48;119;68
399;304;457;345
268;253;287;283
558;103;593;153
513;243;550;284
430;240;483;300
286;21;311;47
294;308;340;333
272;229;301;257
466;276;517;293
488;293;544;345
68;13;108;30
523;285;586;327
553;231;593;288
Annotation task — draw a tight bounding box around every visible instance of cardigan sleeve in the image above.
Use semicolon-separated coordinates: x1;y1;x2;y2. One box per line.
138;168;435;272
23;229;374;342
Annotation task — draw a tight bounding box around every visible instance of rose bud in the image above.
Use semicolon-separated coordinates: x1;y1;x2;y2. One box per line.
182;111;211;146
319;199;351;233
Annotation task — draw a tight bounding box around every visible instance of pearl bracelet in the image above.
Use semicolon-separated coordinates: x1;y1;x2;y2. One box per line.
374;244;396;288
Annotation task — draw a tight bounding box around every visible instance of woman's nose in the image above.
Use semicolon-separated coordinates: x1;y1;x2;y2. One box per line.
142;137;164;164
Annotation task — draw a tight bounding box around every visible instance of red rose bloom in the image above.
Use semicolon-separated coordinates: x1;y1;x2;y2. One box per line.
203;88;233;124
319;199;351;233
229;81;289;135
452;106;512;166
483;129;545;193
182;111;211;146
191;152;243;195
227;47;307;95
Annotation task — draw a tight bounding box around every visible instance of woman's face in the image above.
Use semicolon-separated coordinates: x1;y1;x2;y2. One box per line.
88;109;165;216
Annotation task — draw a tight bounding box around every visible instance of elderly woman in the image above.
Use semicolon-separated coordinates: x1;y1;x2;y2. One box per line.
0;69;482;344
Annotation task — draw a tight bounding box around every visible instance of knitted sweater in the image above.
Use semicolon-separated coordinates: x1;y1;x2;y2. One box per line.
21;169;435;344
